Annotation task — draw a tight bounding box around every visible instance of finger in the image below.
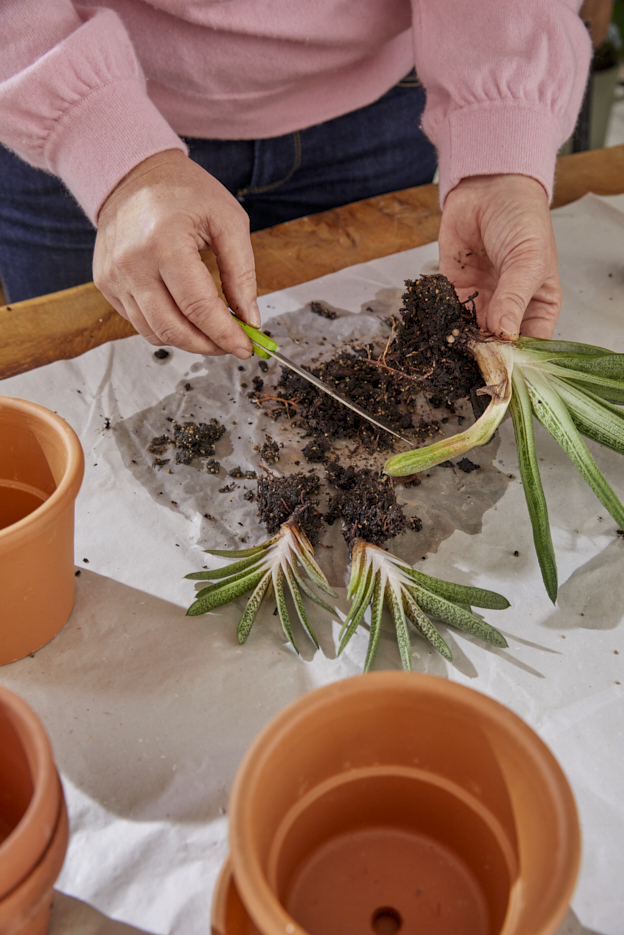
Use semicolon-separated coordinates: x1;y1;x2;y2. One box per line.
517;299;559;340
131;281;226;355
208;211;261;328
485;261;549;340
160;245;254;358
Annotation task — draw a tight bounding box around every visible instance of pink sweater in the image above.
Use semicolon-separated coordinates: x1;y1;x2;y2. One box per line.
0;1;590;224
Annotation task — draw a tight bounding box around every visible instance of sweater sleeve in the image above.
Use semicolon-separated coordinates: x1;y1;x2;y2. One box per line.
412;0;593;204
0;2;187;223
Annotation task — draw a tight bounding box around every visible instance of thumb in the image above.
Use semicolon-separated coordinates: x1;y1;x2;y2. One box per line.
485;262;544;340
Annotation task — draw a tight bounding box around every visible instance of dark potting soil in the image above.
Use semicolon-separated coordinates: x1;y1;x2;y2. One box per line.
309;300;338;320
302;438;332;463
324;462;421;551
259;435;280;463
257;471;323;545
386;274;484;404
147;419;226;465
276;349;417;452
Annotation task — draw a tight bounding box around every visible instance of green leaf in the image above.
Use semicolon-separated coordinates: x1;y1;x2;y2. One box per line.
402;587;452;661
552;377;624;456
273;566;298;654
237;573;273;643
285;565;319;648
203;543;273;558
187;569;266;616
363;573;385;673
553;355;624;380
408;585;507;647
402;567;510;609
291;566;336;615
510;367;558;603
339;563;376;650
564;379;624;405
185;553;266;580
524;368;624;529
516;336;612;357
541;361;624;398
385;581;412;672
297;548;338;597
193;564;267;599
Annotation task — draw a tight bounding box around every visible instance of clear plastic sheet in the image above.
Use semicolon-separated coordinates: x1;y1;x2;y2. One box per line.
0;195;623;935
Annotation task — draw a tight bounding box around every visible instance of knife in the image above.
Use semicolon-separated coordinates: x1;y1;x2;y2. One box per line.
231;312;412;444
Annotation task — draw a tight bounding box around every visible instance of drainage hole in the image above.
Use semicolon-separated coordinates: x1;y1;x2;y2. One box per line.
371;907;402;934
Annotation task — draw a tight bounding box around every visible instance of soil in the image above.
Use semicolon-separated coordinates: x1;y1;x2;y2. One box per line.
310;300;338;320
257;471;323;544
324;462;421;551
147;419;226;465
386;274;484;404
276;349;417;452
259;435;280;463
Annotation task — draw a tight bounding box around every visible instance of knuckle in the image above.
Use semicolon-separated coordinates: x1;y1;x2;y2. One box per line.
179;294;216;326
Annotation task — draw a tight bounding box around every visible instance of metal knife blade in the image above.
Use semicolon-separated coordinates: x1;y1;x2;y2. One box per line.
232;312;412;444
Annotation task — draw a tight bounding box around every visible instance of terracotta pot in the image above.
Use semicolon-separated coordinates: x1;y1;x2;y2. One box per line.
0;685;69;935
0;396;84;665
213;672;580;935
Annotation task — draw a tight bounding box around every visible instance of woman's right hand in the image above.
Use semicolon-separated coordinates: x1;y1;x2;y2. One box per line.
93;149;260;358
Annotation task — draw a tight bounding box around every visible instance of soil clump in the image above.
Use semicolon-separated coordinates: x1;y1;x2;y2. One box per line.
257;471;323;545
386;274;484;403
324;462;421;551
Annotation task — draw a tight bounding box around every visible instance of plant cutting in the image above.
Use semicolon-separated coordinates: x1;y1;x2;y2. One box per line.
341;539;509;671
186;512;337;653
324;462;509;670
385;329;624;602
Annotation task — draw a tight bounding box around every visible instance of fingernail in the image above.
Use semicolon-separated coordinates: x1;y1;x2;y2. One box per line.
233;346;252;360
248;300;261;328
499;315;519;339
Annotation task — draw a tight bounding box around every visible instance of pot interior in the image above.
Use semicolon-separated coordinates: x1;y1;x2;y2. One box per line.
0;406;68;530
269;769;513;935
0;709;33;845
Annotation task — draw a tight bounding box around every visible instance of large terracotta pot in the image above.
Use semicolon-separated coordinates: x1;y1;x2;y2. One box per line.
213;672;580;935
0;685;69;935
0;396;84;665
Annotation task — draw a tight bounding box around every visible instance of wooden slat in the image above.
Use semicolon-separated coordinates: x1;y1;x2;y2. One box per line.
2;145;624;381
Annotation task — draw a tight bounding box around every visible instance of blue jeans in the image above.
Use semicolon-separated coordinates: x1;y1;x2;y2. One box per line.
0;74;436;302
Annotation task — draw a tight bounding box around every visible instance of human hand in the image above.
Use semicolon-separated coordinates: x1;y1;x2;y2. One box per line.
438;174;562;340
93;149;260;357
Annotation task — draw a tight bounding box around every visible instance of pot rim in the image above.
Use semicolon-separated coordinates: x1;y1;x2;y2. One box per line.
228;671;581;935
0;396;84;550
0;792;68;935
0;686;62;901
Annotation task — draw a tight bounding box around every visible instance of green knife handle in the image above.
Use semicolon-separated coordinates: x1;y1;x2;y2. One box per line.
231;314;277;360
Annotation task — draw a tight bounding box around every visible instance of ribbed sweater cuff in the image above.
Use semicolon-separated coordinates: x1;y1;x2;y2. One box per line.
46;77;187;224
435;102;560;206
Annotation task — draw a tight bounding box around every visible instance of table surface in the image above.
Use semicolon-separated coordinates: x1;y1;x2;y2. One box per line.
2;144;624;382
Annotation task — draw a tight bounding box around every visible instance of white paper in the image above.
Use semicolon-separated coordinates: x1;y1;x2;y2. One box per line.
0;195;623;935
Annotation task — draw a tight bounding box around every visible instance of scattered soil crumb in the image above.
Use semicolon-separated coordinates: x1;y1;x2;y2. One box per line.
456;457;481;473
257;472;323;544
205;459;221;474
259;435;280;463
228;466;257;479
152;457;169;467
147;434;171;456
173;420;226;464
153;348;169;360
310;300;338;320
302;438;332;462
324;461;415;551
247;376;264;398
258;360;269;373
218;482;237;494
243;490;255;502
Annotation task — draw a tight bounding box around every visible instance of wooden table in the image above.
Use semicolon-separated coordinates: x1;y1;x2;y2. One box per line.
2;144;624;381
